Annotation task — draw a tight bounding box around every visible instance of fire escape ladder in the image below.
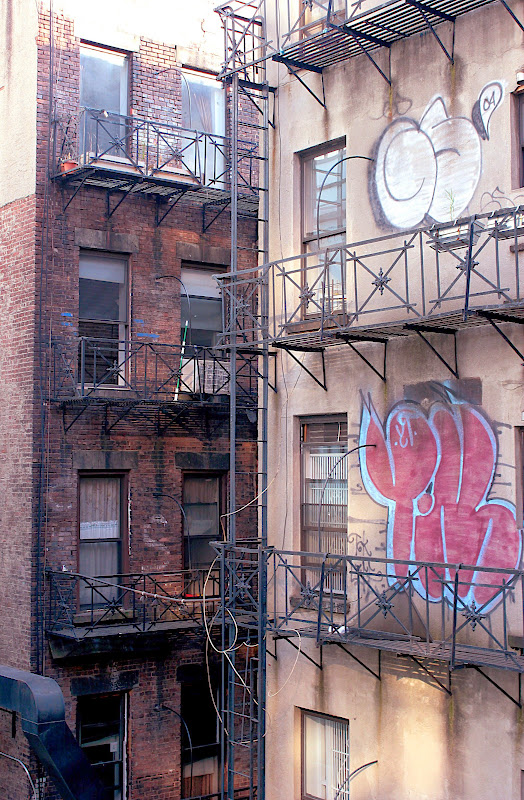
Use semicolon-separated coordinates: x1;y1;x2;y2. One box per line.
272;343;328;390
403;324;459;378
474;310;524;365
336;333;388;382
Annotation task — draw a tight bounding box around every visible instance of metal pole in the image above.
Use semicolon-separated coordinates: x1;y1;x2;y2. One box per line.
227;71;239;800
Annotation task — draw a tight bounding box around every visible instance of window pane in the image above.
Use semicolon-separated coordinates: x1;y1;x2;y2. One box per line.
78;694;125;800
183;475;221;569
80;477;121;539
182;72;225;135
303;713;350;800
181;267;223;347
80;45;128;115
303;148;346;240
80;256;127;323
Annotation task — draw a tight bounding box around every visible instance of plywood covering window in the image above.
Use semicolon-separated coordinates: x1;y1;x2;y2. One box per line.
79;474;126;608
78;693;127;800
302;710;350;800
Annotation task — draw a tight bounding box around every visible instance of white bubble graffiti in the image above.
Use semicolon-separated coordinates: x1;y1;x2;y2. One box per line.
372;82;504;229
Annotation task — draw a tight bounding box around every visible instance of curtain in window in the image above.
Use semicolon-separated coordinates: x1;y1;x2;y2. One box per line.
79;477;122;607
183;476;220;569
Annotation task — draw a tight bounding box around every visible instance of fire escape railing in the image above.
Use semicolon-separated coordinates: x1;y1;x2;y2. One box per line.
216;544;524;673
46;568;220;639
52;108;262;199
218;207;524;344
49;337;259;406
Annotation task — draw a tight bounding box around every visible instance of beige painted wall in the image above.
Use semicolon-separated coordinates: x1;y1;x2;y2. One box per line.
265;3;524;798
0;0;38;206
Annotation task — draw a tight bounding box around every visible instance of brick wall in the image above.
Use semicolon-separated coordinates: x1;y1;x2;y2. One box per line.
23;6;260;800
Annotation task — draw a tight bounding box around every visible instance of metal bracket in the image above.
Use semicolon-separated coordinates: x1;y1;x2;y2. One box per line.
336;333;387;382
280;635;323;671
155;191;185;227
202;197;231;233
273;54;323;74
499;0;524;34
404;324;459;378
333;21;392;85
281;62;326;108
273;343;327;390
405;0;455;62
59;170;93;215
335;643;381;680
106;184;141;218
474;310;524;365
407;655;452;695
472;665;522;708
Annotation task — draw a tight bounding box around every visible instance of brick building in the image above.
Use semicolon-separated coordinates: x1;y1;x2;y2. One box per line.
0;1;259;798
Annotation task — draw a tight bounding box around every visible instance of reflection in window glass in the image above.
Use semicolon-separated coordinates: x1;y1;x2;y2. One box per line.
183;474;221;569
303;711;350;800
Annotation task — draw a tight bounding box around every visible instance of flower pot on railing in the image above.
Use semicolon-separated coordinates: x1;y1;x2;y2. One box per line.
59;158;79;173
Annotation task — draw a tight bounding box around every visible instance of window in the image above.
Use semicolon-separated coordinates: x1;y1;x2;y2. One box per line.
301;417;348;556
78;693;127;800
302;143;346;313
79;474;126;608
302;711;350;800
518;92;524;187
183;474;222;569
180;265;223;349
80;44;129;159
179;665;220;798
79;253;128;386
181;70;225;185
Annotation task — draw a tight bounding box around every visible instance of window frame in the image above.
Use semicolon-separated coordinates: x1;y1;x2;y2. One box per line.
301;709;350;800
77;471;129;581
518;90;524;188
300;415;349;554
182;471;225;571
180;262;225;351
78;251;129;388
77;691;128;800
301;139;346;248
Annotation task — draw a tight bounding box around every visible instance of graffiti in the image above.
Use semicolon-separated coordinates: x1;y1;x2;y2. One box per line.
481;185;524;212
359;395;520;608
371;82;504;229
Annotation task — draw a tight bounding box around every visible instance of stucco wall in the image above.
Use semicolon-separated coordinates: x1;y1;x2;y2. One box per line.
0;0;38;207
265;2;524;798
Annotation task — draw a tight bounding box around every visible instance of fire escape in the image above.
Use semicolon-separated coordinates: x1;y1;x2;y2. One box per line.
214;1;524;800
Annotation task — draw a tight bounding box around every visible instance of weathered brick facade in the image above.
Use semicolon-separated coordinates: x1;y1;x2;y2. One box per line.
0;3;258;798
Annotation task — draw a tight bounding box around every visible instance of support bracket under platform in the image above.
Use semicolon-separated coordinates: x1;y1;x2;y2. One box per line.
280;61;326;108
273;343;327;391
474;310;524;365
404;324;459;378
335;643;381;681
470;665;522;708
336;333;387;382
278;635;323;671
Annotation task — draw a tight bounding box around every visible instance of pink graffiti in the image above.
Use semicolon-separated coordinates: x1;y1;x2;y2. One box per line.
359;398;520;608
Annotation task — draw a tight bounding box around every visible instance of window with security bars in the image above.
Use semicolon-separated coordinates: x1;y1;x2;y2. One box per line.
302;711;350;800
301;417;348;592
77;693;126;800
302;143;346;315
